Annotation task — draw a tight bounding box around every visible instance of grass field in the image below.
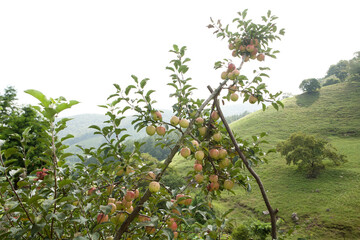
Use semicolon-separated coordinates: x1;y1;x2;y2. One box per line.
171;82;360;239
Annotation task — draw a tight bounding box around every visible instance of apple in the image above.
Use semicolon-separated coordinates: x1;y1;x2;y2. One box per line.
125;191;135;202
227;63;236;72
229;85;238;94
139;215;151;222
195;150;205;161
232;69;240;77
184;196;192;206
194;164;203;172
149;181;160;193
209;149;219;159
115;201;124;210
180;147;191;158
251;47;258;56
191;140;199;148
145;226;156;234
174;231;179;238
123;199;132;209
246;44;255;52
228;71;235;80
126;205;134;213
134;189;140;199
249;95;258;104
179;119;189;128
195;117;204;125
152;111;162;121
221;71;228;80
88;187;96;196
209;174;218;183
230;93;239;102
224;179;235;190
116;167;124;176
105;237;114;240
170;221;177;231
257;53;265;61
232;50;238;57
176;194;185;204
97;213;109;224
239;45;246;52
228;43;235;50
244;56;250;62
195;174;204;183
108;198;116;204
211;111;220;121
218;149;228;159
156;126;166;136
212;132;222;142
198;127;207;136
146;125;156;136
108;203;116;214
147;171;156;180
220;158;231;168
170;116;180;126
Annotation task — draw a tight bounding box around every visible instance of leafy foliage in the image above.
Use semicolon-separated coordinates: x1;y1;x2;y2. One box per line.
277;132;347;177
299;78;321;93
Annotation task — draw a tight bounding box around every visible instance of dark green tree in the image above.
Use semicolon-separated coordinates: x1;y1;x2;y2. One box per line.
348;51;360;82
325;60;349;81
277;132;346;178
299;78;321;93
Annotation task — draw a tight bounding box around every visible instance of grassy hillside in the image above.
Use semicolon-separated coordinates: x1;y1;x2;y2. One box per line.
170;82;360;239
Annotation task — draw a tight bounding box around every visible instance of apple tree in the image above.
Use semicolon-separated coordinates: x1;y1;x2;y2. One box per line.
0;9;285;240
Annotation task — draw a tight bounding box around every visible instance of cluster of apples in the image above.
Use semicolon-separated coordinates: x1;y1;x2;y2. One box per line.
146;111;191;137
179;110;235;193
229;37;265;62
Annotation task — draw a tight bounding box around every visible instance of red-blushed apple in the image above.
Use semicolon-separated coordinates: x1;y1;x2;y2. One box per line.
227;63;236;72
232;50;238;57
198;127;207;136
179;118;189;128
209;174;218;183
218;149;228;159
191;140;199;148
195;150;205;161
176;194;185;204
152;111;162;121
209;149;219;159
138;215;151;222
257;53;265;61
134;189;140;199
212;132;222;142
230;93;239;102
221;71;228;80
194;163;203;172
229;85;238;94
224;179;235;190
125;191;135;202
228;71;235;80
88;187;96;196
232;69;240;77
170;221;178;231
251;47;258;56
97;213;109;224
146;125;156;136
184;196;192;206
156;126;166;136
246;44;255;52
115;200;124;210
220;158;231;168
108;203;116;215
174;231;179;238
180;147;191;158
211;111;220;121
126;205;134;213
207;182;220;192
123;199;132;209
149;181;160;193
249;95;258;104
195;174;204;183
228;43;235;50
239;45;246;52
195;117;204;125
251;38;259;46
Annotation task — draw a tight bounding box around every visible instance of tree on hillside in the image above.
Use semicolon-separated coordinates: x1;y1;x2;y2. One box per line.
348;51;360;82
322;75;340;87
325;60;349;81
277;132;346;178
299;78;321;93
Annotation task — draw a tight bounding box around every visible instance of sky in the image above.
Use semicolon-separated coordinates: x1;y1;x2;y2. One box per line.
1;1;359;117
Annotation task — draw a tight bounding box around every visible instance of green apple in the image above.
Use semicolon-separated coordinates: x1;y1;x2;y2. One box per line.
179;119;189;128
170;116;180;126
156;126;166;136
149;181;160;193
224;179;234;190
194;150;205;161
146;125;156;136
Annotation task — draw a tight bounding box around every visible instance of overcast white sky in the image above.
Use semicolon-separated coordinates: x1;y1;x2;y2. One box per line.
1;1;359;117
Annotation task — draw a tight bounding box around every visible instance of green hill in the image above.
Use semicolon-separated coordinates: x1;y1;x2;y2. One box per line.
171;82;360;239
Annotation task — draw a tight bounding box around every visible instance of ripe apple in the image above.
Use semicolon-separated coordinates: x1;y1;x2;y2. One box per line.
194;163;203;172
209;149;219;159
134;189;140;199
147;171;156;180
195;174;204;183
146;125;156;136
88;187;96;196
126;205;134;213
209;174;218;183
211;111;220;121
170;116;180;126
249;95;258;104
156;126;166;136
257;53;265;61
97;213;109;224
212;132;222;142
232;69;240;77
232;50;237;57
227;63;236;72
125;191;135;202
229;85;238;94
138;215;150;222
191;140;199;148
123;199;132;209
230;93;239;102
228;71;235;80
224;179;235;190
198;127;207;136
251;47;258;56
184;196;192;206
228;43;235;50
174;231;179;238
180;147;191;158
221;71;228;80
195;117;204;125
152;111;162;121
179;119;189;128
195;150;205;161
220;158;231;168
239;45;246;52
149;181;160;193
246;44;255;52
218;149;228;159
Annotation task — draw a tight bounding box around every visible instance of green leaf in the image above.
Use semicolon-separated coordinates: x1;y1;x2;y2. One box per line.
125;85;136;95
140;78;149;89
272;102;279;110
31;223;46;236
58;179;75;188
25;89;50;107
173;44;179;52
131;75;138;83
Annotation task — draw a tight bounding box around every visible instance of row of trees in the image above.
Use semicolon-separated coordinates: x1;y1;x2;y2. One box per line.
299;52;360;93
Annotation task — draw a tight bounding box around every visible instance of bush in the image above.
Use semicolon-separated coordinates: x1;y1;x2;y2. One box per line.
322;75;340;86
232;224;250;240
